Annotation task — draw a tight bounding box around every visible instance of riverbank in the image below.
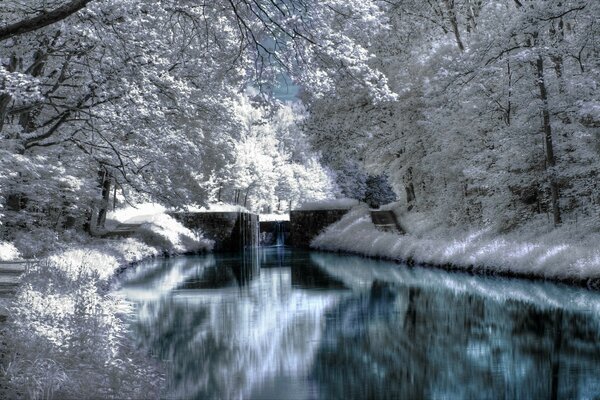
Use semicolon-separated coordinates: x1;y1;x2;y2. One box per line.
0;213;213;399
311;205;600;288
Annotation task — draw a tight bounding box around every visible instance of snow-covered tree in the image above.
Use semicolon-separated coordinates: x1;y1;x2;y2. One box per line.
302;0;600;229
0;0;391;235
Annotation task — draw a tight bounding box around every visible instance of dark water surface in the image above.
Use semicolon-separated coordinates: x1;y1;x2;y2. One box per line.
117;248;600;399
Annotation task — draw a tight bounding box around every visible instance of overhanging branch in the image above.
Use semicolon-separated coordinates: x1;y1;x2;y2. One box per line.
0;0;93;41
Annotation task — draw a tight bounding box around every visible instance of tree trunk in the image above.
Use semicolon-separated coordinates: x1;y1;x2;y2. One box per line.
443;0;465;52
404;167;416;210
95;169;111;229
243;187;251;208
0;0;93;41
112;182;117;211
0;55;18;134
466;0;481;33
506;60;512;126
535;55;561;226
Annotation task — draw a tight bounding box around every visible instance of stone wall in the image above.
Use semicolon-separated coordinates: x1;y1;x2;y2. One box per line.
169;212;259;252
289;209;349;249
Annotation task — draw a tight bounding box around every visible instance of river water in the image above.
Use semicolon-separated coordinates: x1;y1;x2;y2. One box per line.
117;248;600;399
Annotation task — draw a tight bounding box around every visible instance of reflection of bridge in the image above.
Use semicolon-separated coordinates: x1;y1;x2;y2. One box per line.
175;248;347;291
118;248;344;400
119;249;600;400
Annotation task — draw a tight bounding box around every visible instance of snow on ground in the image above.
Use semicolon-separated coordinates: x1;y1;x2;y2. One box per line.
296;197;359;211
0;241;20;261
259;213;290;222
135;213;214;254
187;203;250;212
312;204;600;282
107;203;214;253
107;202;166;224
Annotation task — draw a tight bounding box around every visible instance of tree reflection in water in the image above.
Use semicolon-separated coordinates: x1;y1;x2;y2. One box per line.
119;249;600;399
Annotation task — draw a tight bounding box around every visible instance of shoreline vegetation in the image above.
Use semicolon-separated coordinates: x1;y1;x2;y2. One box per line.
2;201;600;398
0;211;212;399
311;204;600;290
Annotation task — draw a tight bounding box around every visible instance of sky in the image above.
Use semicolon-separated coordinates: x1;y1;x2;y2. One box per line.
273;73;300;102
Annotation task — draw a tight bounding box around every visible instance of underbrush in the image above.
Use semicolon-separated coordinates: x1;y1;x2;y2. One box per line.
1;250;164;399
0;206;215;399
0;235;186;399
312;205;600;282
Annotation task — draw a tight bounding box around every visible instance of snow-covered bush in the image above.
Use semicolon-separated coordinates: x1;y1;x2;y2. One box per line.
107;204;214;254
1;242;164;399
135;214;213;254
312;205;600;281
0;241;20;261
11;228;87;259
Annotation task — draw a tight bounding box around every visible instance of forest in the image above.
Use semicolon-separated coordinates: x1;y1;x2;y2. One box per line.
1;0;598;238
0;1;599;399
1;0;599;241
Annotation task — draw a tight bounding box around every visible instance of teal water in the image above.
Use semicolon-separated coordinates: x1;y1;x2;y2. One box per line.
118;248;600;399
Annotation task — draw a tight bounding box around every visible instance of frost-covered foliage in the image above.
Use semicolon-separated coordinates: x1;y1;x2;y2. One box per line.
212;93;339;212
1;240;164;399
0;241;20;261
0;0;390;237
1;207;214;398
135;214;213;254
313;205;600;281
303;0;600;230
107;204;214;254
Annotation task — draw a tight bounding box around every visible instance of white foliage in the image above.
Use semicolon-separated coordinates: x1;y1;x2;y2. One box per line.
136;213;214;254
313;205;600;281
0;241;20;261
2;239;164;399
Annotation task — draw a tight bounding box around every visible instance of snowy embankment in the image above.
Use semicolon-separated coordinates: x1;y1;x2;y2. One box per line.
0;242;20;261
1;208;213;399
296;197;359;211
312;204;600;284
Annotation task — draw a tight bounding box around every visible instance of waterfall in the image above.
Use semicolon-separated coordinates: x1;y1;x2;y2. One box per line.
275;221;285;247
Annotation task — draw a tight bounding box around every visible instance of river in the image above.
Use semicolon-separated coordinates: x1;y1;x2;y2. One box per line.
117;247;600;399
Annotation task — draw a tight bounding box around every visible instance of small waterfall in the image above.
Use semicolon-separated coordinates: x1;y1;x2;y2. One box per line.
275;221;285;247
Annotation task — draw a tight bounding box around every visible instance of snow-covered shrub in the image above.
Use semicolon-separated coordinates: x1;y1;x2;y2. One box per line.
0;241;20;261
107;204;213;254
1;247;164;399
312;205;600;281
107;203;166;225
4;226;97;260
135;213;213;254
11;228;63;259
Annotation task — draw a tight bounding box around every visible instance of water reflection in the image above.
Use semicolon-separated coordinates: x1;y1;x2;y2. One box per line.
118;249;600;399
